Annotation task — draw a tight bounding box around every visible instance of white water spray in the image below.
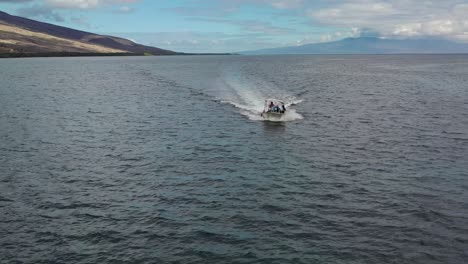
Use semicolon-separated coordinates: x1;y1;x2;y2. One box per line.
216;70;303;122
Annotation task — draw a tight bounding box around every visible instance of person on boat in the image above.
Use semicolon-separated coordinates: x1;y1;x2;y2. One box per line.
281;104;286;113
269;101;274;111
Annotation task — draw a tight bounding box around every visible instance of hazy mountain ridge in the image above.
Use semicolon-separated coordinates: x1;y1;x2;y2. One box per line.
242;37;468;55
0;11;178;56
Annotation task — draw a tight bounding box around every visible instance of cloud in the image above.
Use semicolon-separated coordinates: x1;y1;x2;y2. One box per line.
164;6;233;17
9;0;139;27
308;0;468;42
318;30;357;43
16;4;65;22
0;0;33;2
44;0;141;10
165;0;305;17
71;15;90;27
221;0;304;9
113;31;293;53
192;17;295;35
45;0;100;9
269;0;303;9
113;5;134;13
221;0;304;10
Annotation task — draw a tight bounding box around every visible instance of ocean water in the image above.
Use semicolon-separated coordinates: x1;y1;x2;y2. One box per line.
0;55;467;264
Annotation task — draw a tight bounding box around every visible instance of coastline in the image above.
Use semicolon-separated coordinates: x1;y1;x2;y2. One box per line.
0;52;234;58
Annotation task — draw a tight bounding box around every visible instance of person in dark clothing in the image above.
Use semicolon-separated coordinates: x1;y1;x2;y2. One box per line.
281;104;286;113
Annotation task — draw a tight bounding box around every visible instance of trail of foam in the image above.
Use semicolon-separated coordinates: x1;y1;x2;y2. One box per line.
216;71;303;122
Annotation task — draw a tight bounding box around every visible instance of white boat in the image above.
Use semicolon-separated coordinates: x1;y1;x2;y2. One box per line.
261;99;286;121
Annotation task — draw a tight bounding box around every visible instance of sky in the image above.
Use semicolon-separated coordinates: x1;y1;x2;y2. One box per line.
1;0;468;53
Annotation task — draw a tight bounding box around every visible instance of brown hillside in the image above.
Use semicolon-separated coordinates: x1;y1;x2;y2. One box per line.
0;10;178;55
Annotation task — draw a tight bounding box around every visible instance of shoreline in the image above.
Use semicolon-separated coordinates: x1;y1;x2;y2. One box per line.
0;52;234;58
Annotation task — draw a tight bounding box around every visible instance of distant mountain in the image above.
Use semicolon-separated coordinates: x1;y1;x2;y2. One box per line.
241;37;468;55
0;10;178;56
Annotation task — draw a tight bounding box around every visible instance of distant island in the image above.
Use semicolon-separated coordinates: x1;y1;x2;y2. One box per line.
241;36;468;55
0;11;231;58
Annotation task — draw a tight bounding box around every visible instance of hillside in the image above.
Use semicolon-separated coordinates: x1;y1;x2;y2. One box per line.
0;10;178;56
242;37;468;55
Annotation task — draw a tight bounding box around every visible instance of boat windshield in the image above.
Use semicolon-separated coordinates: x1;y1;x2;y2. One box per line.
264;99;286;113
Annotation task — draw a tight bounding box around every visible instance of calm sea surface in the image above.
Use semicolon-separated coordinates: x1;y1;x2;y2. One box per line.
1;55;467;263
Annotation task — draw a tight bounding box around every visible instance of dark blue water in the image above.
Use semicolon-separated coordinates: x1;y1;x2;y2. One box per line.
1;55;467;264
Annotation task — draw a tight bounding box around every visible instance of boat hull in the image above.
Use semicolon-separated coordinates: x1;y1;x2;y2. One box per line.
261;112;284;121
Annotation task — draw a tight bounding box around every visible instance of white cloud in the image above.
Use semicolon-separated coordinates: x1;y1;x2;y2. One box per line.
71;15;90;27
308;0;468;42
270;0;303;9
45;0;140;9
191;17;295;35
45;0;100;9
318;30;356;43
114;5;134;13
112;31;291;53
16;4;65;21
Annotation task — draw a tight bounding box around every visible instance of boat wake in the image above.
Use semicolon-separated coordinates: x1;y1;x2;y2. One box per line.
216;70;303;122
